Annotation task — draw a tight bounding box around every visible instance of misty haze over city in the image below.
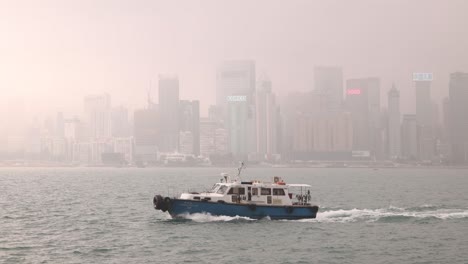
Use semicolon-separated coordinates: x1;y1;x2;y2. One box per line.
3;2;468;264
1;0;468;166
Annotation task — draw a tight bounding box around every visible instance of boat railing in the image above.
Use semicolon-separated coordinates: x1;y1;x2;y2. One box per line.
288;185;312;206
291;193;312;205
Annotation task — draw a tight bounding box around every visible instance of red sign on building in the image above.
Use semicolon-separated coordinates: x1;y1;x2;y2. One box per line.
347;89;361;95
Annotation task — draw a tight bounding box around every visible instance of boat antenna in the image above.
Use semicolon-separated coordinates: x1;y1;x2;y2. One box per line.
237;161;245;181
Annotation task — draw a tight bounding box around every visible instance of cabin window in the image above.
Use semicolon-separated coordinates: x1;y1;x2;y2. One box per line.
216;185;228;194
227;187;245;195
261;188;271;195
252;188;258;195
273;188;285;196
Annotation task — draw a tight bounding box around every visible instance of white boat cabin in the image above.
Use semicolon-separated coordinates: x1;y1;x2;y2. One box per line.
179;175;312;206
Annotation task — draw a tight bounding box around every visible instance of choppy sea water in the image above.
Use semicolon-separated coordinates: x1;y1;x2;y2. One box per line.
1;167;468;264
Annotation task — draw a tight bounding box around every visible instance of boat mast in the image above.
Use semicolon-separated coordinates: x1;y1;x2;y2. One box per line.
236;161;245;182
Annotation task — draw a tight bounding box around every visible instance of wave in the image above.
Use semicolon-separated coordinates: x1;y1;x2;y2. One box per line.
311;206;468;223
164;205;468;223
172;212;257;222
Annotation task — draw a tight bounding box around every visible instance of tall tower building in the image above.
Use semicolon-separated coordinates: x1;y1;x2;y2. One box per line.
345;78;382;157
179;100;200;156
346;79;370;151
415;80;432;127
158;75;180;152
387;84;401;159
216;61;256;159
256;80;278;158
414;73;435;160
83;94;111;140
216;61;256;110
401;114;419;160
111;106;131;137
448;72;468;164
56;112;65;138
314;66;343;112
134;107;160;164
226;97;253;159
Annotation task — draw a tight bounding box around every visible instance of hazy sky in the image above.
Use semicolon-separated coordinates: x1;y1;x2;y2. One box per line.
1;0;468;122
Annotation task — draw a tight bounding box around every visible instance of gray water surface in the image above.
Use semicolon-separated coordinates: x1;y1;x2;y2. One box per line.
1;167;467;263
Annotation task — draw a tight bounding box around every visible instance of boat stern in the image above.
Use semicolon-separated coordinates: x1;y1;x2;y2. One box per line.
153;194;173;213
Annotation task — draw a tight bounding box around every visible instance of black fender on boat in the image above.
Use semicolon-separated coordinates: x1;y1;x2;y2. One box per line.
248;204;257;211
153;195;164;210
286;206;294;214
161;197;171;212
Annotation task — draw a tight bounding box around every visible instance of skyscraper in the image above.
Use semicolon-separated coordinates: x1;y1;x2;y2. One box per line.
216;61;256;159
179;100;200;156
216;61;255;110
448;72;468;164
256;80;279;158
158;75;180;152
83;94;111;140
401;114;419;160
111;106;131;137
415;76;435;160
345;77;382;157
387;85;401;159
134;107;159;164
226;97;252;159
314;66;343;112
415;80;432;127
346;79;370;151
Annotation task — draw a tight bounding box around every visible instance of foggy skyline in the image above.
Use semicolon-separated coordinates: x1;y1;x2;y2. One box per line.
1;0;468;121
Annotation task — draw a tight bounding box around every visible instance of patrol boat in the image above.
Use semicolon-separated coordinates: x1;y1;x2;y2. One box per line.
153;164;319;220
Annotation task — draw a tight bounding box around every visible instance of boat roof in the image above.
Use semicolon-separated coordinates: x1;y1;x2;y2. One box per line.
287;184;312;187
217;180;311;188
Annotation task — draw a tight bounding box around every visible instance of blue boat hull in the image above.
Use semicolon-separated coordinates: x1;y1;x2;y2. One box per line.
166;199;319;220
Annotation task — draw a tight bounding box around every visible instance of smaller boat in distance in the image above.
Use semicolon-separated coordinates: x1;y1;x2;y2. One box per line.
153;163;319;220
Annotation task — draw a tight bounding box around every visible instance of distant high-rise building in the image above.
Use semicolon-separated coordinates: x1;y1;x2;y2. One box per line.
314;66;343;112
158;75;180;152
401;114;419;160
216;60;256;110
448;72;468;164
440;97;451;159
64;117;86;162
414;76;435;160
134;107;159;163
199;118;229;158
56;112;65;138
215;128;229;155
346;79;370;151
178;131;194;155
226;98;254;159
200;118;217;157
112;137;134;164
280;91;325;157
111;106;131;137
291;112;353;155
83;94;111;140
216;61;256;159
256;80;279;158
387;85;401;159
345;77;382;157
208;105;223;122
179;100;200;156
64;118;86;142
415;80;432;127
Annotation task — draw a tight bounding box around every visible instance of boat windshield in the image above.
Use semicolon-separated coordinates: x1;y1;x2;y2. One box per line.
216;185;229;194
208;184;220;193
